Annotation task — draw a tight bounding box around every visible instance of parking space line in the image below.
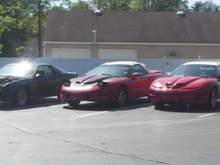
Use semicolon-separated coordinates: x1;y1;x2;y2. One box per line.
0;118;32;133
73;111;108;119
199;113;216;118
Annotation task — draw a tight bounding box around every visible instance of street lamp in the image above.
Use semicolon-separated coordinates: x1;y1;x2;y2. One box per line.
92;30;97;43
38;0;42;57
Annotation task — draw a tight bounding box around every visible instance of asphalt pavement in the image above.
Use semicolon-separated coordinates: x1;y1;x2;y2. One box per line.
0;98;220;165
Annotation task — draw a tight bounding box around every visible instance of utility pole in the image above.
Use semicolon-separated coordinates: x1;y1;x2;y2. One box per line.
97;0;100;9
38;0;42;57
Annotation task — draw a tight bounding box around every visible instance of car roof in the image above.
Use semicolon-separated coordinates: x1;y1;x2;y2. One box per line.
183;61;220;66
102;61;140;66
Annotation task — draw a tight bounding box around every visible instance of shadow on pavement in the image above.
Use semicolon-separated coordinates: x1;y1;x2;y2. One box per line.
0;97;61;111
63;97;153;111
155;103;220;113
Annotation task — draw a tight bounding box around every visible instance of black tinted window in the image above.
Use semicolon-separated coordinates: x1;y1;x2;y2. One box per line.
37;65;54;75
131;65;147;74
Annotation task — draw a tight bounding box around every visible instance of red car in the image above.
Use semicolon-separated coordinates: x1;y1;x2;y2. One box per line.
60;61;161;107
150;61;220;109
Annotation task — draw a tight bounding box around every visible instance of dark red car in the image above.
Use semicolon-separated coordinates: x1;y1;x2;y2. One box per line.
61;61;161;107
150;61;220;109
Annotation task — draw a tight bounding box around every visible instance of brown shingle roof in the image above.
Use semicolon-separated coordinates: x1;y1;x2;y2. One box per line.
45;11;220;43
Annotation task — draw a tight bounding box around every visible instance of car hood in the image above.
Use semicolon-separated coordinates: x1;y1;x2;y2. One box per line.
71;74;113;85
0;76;23;86
153;76;213;89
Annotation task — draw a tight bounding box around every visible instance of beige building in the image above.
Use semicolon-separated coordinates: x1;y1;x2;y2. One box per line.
45;11;220;59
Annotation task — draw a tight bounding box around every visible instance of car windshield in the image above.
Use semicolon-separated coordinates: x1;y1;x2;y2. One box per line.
87;65;130;77
0;63;35;78
171;64;217;77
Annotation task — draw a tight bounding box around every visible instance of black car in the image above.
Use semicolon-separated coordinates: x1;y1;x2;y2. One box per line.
0;62;77;106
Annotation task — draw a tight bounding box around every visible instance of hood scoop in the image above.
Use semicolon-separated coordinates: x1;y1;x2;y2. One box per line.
165;82;173;88
74;75;112;85
164;76;201;89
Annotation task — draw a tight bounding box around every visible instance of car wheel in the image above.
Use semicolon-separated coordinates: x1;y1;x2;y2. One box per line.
57;91;62;102
16;87;29;107
154;103;165;110
68;101;80;107
208;89;217;110
117;87;127;107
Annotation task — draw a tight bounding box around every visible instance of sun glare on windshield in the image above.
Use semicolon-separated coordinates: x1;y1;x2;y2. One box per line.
0;61;34;77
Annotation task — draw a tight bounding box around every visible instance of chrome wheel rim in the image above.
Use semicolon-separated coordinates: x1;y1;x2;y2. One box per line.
118;89;126;106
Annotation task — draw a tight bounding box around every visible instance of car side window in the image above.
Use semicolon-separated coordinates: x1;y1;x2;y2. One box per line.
131;64;147;75
37;65;54;76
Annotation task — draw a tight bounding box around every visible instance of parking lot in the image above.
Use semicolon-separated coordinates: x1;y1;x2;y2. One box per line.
0;98;220;165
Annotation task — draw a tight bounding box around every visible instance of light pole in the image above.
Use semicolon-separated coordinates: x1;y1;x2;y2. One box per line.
38;0;42;57
92;30;97;43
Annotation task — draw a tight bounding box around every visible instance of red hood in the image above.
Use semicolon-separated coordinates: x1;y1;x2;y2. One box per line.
71;74;113;85
154;76;209;89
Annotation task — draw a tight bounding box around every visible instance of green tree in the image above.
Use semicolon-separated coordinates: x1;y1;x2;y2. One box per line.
91;0;188;11
71;0;90;11
192;1;219;12
91;0;131;11
0;0;37;56
0;0;59;57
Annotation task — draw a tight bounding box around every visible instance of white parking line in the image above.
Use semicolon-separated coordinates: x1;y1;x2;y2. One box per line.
74;111;108;119
199;113;216;118
0;118;32;133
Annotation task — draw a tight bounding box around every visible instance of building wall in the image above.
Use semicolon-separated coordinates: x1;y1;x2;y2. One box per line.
44;42;220;59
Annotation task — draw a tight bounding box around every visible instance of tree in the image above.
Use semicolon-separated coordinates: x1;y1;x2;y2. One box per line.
192;1;220;12
0;0;38;56
71;0;90;11
90;0;188;11
0;0;64;57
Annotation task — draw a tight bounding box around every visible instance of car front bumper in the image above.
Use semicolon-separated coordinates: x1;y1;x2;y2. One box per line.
149;89;210;104
60;85;116;102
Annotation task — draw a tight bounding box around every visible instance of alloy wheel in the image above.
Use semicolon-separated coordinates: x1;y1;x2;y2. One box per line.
117;88;127;107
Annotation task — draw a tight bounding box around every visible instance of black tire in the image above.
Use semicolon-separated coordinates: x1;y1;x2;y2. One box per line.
117;87;127;107
57;91;62;102
68;101;80;107
208;89;217;110
15;87;29;107
154;103;165;110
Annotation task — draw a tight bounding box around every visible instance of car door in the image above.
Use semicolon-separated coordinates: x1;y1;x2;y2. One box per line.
129;64;149;98
33;65;57;97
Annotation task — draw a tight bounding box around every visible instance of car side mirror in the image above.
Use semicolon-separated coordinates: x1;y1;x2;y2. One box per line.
35;70;45;79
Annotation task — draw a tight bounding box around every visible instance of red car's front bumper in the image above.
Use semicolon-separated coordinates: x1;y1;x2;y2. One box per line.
150;89;210;104
60;85;116;102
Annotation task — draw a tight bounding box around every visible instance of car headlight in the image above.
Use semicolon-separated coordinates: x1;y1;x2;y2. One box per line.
63;80;71;87
153;82;163;88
